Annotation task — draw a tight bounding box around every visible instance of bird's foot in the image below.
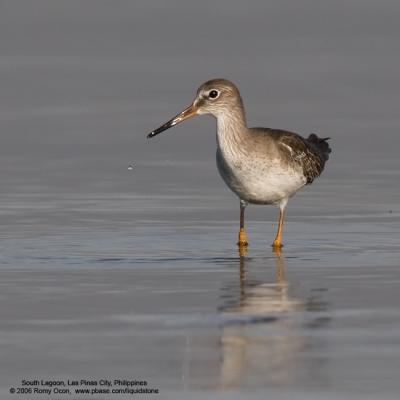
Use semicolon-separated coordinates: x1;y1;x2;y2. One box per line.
272;240;283;250
237;228;249;247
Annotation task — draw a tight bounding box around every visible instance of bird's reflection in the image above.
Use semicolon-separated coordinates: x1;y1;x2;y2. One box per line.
218;248;309;389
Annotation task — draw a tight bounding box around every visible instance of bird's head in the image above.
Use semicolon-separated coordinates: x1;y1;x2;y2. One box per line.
147;79;244;138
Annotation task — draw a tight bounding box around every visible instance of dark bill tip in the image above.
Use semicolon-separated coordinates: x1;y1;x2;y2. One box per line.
146;104;197;140
146;119;176;139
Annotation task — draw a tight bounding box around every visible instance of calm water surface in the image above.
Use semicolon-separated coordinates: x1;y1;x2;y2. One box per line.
0;158;399;400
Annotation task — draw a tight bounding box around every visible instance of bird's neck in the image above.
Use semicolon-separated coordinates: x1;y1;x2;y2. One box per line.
216;108;248;155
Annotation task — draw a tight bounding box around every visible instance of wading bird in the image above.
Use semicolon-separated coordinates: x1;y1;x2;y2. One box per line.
147;79;331;249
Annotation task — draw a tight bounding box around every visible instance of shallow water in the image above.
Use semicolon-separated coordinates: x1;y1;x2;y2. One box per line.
0;158;399;400
1;1;400;399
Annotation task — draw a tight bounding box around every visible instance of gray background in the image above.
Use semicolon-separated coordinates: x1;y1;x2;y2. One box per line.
1;1;399;219
0;1;399;400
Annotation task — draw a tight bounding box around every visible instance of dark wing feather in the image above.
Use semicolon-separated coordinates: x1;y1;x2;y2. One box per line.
270;130;331;184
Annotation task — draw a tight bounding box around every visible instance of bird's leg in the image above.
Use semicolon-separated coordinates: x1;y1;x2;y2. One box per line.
272;200;287;249
237;200;249;247
272;210;284;248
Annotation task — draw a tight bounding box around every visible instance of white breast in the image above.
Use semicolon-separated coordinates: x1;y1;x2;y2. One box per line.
215;115;307;204
216;144;306;205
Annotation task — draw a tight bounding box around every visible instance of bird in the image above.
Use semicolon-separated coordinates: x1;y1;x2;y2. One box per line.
147;79;331;249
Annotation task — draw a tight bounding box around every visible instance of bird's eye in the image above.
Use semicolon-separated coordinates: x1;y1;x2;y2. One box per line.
208;90;219;99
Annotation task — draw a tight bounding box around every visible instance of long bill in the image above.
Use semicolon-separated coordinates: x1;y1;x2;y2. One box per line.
147;103;198;138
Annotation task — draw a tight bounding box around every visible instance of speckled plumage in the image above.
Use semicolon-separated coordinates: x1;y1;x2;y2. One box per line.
245;128;331;186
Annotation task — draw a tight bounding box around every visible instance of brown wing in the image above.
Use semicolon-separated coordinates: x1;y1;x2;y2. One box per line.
269;129;328;184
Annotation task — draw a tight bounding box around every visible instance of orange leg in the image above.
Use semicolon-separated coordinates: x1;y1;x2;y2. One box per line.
272;208;285;249
237;200;248;247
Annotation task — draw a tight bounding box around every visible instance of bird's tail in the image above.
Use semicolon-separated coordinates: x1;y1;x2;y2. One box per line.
307;133;331;162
